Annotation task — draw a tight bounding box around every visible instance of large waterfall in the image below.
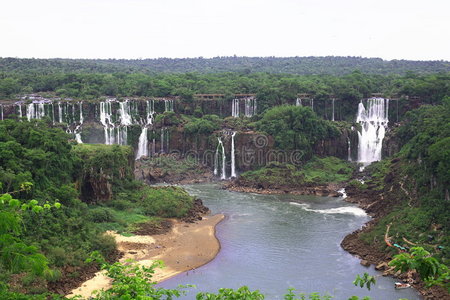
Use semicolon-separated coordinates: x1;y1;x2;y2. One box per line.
214;138;226;180
100;100;115;145
231;132;237;178
356;97;389;164
296;98;302;106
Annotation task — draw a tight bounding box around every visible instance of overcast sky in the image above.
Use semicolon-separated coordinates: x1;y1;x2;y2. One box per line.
1;0;449;60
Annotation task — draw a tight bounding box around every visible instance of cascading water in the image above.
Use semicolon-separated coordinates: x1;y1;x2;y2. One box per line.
58;102;63;123
26;101;46;121
100;100;115;145
311;98;314;111
74;102;83;144
136;100;156;160
356;97;389;164
231;132;237;178
347;137;351;161
136;127;148;159
213;138;227;180
160;128;170;154
0;104;3;120
17;104;23;119
164;99;174;112
244;98;257;117
296;98;302;106
232;99;240;117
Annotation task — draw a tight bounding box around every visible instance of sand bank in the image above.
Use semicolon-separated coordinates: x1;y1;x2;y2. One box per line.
67;213;224;298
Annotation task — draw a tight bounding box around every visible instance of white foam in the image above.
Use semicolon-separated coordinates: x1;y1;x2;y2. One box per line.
289;202;366;217
337;188;347;199
310;207;367;217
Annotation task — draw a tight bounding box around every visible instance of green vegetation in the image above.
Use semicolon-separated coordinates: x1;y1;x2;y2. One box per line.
1;56;449;75
0;119;198;296
239;157;354;189
183;114;221;135
256;105;339;155
357;99;450;273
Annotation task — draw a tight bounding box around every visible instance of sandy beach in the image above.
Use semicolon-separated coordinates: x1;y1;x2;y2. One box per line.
67;213;224;298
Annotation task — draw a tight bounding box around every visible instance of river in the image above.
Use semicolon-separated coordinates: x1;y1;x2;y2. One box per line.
159;183;421;300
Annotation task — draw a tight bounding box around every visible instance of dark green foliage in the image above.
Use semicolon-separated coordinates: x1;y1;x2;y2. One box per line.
137;186;194;218
184;115;221;135
72;143;135;194
389;247;450;292
0;119;76;197
240;157;354;188
1;56;449;75
256;105;339;155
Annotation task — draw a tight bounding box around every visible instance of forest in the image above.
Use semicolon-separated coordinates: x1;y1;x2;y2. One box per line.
0;57;449;299
1;56;449;75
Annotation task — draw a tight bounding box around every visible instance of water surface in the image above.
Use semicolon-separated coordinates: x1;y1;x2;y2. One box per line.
160;184;421;300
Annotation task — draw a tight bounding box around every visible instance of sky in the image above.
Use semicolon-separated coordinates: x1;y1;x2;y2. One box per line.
1;0;449;61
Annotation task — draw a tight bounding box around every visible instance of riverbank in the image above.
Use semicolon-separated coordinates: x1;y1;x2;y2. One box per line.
341;183;450;300
67;213;224;298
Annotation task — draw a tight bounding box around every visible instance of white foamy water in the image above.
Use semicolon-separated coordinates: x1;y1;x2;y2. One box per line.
289;202;366;217
356;97;389;164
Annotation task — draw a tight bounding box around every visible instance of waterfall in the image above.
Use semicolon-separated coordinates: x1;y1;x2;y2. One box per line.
220;139;226;180
51;103;55;124
136;100;155;160
356;97;389;164
296;98;302;106
58;102;63;123
119;100;132;126
26;103;34;121
244;98;257;117
347;137;351;161
79;102;84;124
26;102;46;121
0;104;3;120
100;101;115;145
17;104;23;120
75;102;83;144
311;98;314;111
232;98;240;117
214;138;226;180
231;132;237;178
332;98;335;121
146;100;155;124
136;127;148;159
164;99;174;112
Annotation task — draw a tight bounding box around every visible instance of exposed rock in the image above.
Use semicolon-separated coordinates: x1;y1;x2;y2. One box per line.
360;259;370;267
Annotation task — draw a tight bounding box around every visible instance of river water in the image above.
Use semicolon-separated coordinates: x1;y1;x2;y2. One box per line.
159;184;421;300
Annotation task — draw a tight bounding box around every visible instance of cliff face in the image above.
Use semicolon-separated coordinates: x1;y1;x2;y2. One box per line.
72;144;135;203
0;96;421;176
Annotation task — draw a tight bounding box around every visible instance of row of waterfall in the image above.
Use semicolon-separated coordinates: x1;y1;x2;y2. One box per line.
231;97;257;118
214;132;237;180
11;99;171;160
356;97;389;164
